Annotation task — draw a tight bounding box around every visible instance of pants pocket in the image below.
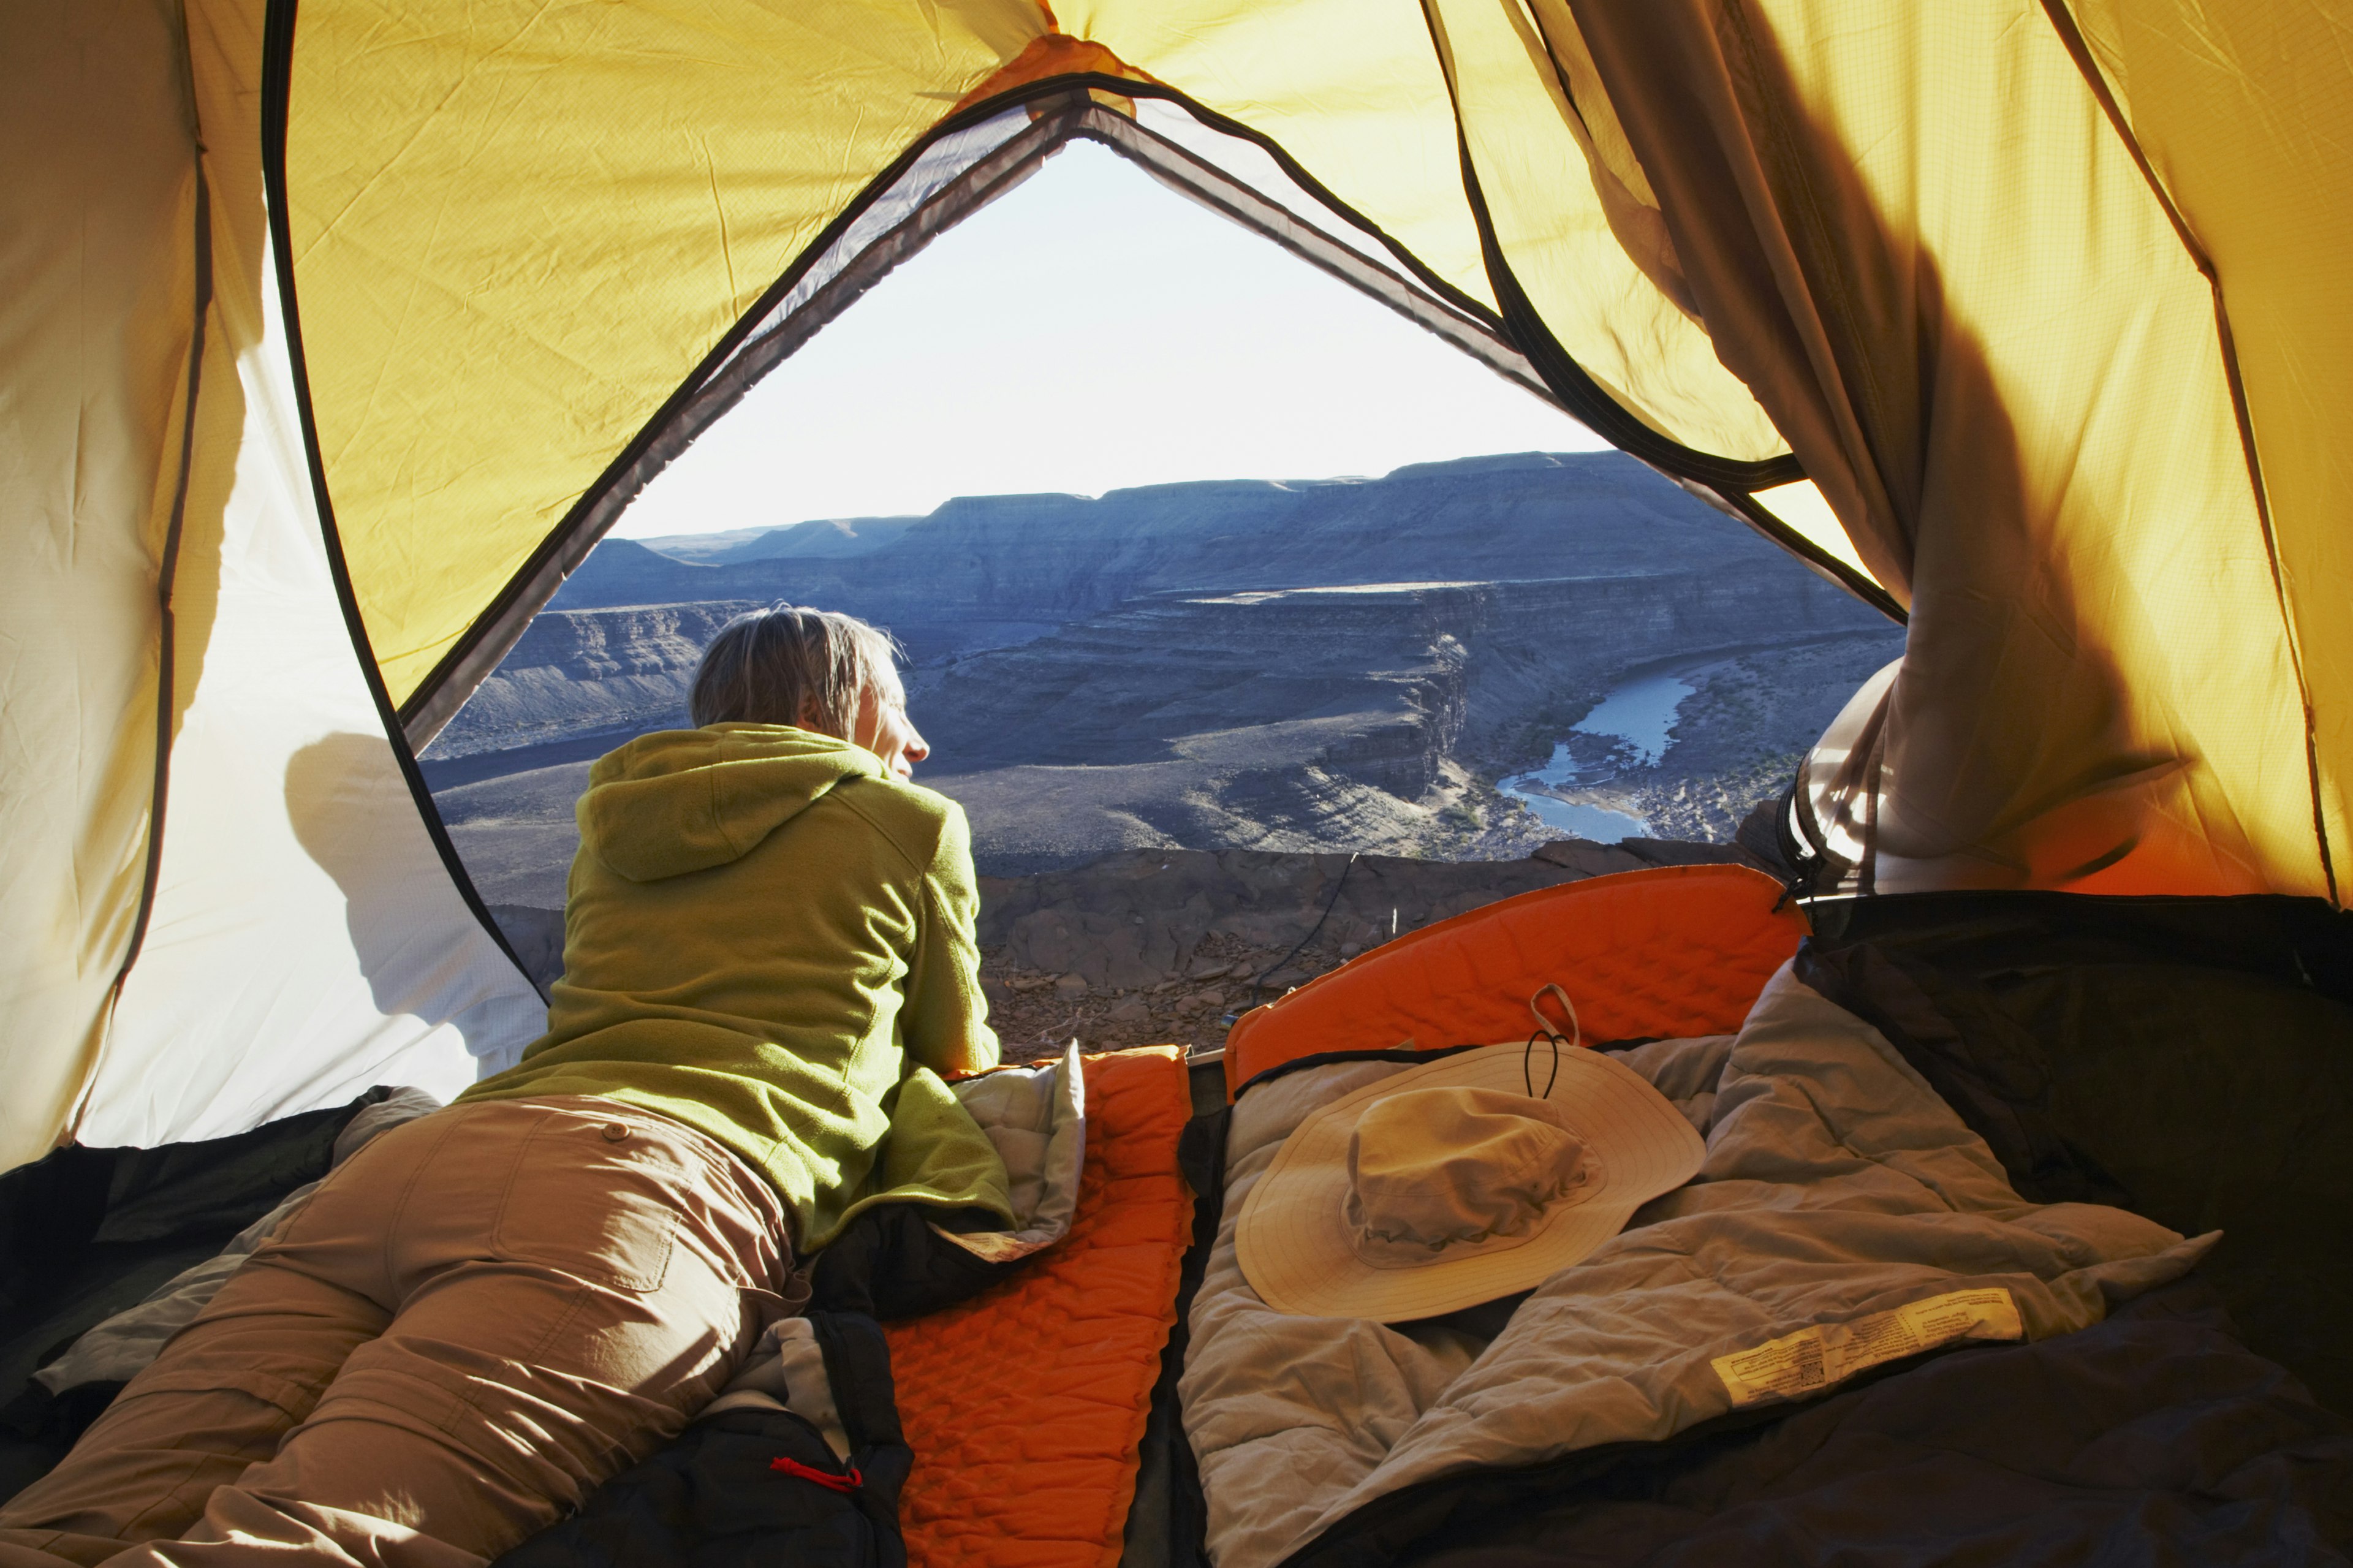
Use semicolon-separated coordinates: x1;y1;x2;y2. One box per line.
493;1110;683;1293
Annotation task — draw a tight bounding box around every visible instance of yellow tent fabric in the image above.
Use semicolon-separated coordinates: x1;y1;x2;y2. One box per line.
279;0;2343;903
287;0;1048;705
1552;1;2326;898
1421;0;1789;462
84;0;543;1154
7;0;2351;1164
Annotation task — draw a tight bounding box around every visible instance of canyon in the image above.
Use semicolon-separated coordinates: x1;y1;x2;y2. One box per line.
426;451;1901;914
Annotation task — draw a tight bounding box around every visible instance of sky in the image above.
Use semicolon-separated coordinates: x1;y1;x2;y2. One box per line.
611;139;1605;540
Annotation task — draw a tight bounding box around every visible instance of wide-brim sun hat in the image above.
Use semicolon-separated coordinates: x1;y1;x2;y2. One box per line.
1237;1040;1707;1321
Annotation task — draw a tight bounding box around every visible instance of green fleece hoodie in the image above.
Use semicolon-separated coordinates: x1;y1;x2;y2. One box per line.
460;724;1007;1249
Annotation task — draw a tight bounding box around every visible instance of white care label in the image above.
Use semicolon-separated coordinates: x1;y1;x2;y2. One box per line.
1711;1287;2025;1407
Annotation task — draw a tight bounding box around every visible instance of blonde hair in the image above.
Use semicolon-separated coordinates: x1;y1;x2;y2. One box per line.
689;604;902;736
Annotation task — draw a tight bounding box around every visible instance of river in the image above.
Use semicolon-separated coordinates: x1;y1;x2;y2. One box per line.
1499;668;1698;841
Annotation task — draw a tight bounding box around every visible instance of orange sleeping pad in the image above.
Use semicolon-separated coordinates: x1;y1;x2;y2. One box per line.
887;1045;1193;1568
1224;864;1809;1097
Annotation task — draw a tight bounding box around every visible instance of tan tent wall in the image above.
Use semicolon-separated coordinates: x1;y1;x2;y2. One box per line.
0;0;546;1168
0;2;195;1171
77;0;546;1148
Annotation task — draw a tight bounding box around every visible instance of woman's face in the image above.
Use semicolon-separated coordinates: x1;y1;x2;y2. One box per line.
851;668;928;781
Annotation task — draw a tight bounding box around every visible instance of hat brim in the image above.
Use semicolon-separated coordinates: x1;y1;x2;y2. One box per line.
1237;1042;1707;1321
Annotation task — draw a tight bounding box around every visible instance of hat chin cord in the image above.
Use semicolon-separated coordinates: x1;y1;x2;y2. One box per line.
1523;983;1583;1099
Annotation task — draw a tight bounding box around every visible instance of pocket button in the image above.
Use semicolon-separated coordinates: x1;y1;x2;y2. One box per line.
601;1123;629;1143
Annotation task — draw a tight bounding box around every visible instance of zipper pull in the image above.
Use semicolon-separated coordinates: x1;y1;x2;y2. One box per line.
770;1455;863;1494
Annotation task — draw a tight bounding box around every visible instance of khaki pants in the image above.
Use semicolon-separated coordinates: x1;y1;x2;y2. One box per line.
0;1096;790;1568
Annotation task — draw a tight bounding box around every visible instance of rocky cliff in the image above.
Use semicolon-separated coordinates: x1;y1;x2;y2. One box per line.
430;600;759;760
909;571;1887;871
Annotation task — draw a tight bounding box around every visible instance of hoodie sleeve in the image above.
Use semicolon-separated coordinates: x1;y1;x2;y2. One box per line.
903;803;1000;1077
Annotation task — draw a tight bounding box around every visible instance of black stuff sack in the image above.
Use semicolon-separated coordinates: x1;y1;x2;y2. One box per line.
496;1310;912;1568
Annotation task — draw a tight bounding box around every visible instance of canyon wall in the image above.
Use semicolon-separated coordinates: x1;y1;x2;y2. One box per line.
908;570;1890;872
427;451;1901;894
432;600;759;759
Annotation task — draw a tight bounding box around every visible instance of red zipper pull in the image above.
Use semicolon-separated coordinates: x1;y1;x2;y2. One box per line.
770;1455;863;1494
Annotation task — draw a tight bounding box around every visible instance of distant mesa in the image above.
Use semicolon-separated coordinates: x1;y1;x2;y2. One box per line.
681;513;925;566
552;450;1795;620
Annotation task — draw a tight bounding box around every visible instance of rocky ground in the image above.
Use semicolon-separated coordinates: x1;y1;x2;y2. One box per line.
490;836;1763;1064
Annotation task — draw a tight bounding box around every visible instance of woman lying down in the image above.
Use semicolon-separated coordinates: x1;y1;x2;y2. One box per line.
0;605;1003;1568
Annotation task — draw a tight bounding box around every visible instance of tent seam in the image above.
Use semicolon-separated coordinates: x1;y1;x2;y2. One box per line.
393;101;1079;748
110;170;209;995
1708;485;1903;622
1453;5;1896;615
392;74;1504;735
1414;0;1890;632
260;0;546;998
77;145;214;1147
1415;0;1806;494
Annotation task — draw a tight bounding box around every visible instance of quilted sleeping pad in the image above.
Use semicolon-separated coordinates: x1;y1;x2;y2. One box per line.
885;1045;1193;1568
1224;865;1806;1095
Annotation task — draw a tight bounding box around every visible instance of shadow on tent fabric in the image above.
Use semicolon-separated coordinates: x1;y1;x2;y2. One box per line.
1566;0;2284;900
284;731;515;1059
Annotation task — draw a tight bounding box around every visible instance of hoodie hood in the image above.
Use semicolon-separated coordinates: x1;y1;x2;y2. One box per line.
578;725;884;883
